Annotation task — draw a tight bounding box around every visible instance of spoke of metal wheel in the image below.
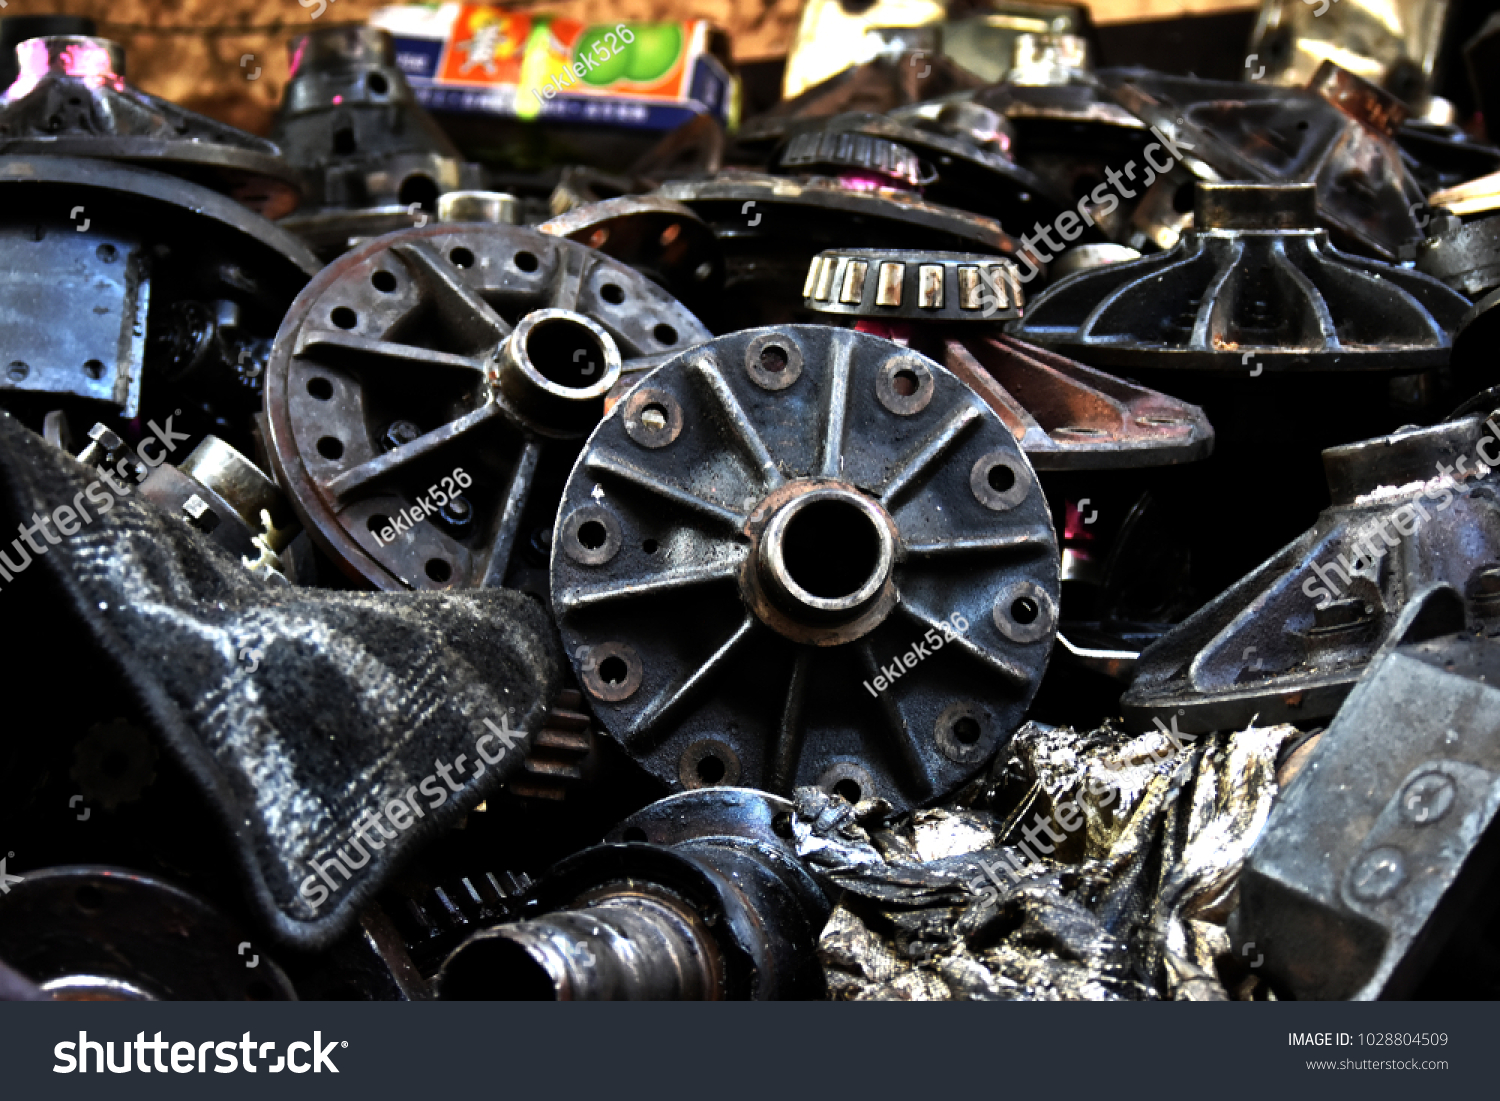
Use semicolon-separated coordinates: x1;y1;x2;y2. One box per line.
895;602;1032;688
392;241;512;348
584;449;747;532
548;244;590;312
478;438;542;588
854;642;935;801
626;616;759;752
878;401;983;506
819;335;854;479
293;330;489;375
325;402;505;505
688;356;785;491
904;529;1054;558
769;649;813;794
555;557;745;613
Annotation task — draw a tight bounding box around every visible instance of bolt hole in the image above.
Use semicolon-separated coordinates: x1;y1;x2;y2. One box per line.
599;655;628;685
307;377;334;400
576;519;608;550
654;323;678;345
893;368;920;396
6;361;27;381
772;811;795;839
641;402;668;431
642;538;659;555
371;270;397;293
398;174;438;210
75;884;105;914
833;778;862;803
425;559;452;583
450;247;475;269
760;345;788;373
368;514;390;534
102;749;129;777
622;826;648;842
987;464;1016;493
953;716;982;745
514;251;539;272
1011;596;1039;624
317;436;344;460
367;72;389;95
601;283;625;304
83;359;105;379
331;307;357;329
333;127;356;156
696;754;726;784
95;243;117;263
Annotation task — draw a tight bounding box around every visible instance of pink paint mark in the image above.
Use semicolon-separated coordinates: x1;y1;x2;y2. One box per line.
288;39;307;79
1063;501;1097;544
332;94;343;104
61;41;123;91
836;173;912;193
4;38;50;100
854;319;912;345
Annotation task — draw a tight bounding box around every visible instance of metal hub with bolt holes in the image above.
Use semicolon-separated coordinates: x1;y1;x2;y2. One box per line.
539;195;724;308
264;222;711;592
550;325;1060;811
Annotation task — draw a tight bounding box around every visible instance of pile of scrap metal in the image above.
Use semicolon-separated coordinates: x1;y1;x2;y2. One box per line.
2;0;1499;1002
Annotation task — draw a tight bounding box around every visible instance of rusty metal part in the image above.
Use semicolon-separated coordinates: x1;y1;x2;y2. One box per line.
264;223;711;592
1096;64;1426;260
803;249;1024;322
506;688;594;802
0;156;319;419
656;173;1011;330
551;325;1059;811
539;195;724;308
1247;0;1450;104
0;866;295;1000
1123;410;1500;734
272;25;481;260
798;248;1214;469
935;334;1213;470
1233;605;1500;1000
777;126;931;188
781;1;1093;100
437;789;830;1000
0;37;300;219
1415;212;1500;299
1012;183;1469;372
437;190;520;225
138;435;299;582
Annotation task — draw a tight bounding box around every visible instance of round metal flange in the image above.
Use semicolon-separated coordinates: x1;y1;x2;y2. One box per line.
0;37;301;218
551;325;1059;812
264;222;711;592
539;195;724;305
1010;183;1470;372
803;248;1024;322
777;128;931;187
0;866;295;1000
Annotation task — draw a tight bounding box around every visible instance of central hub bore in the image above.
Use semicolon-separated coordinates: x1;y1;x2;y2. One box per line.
494;308;622;435
756;485;895;628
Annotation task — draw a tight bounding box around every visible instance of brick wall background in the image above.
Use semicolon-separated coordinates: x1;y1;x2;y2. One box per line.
17;0;1255;133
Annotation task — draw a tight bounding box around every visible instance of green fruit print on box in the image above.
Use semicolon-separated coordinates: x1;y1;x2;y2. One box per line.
622;24;683;83
575;26;630;85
